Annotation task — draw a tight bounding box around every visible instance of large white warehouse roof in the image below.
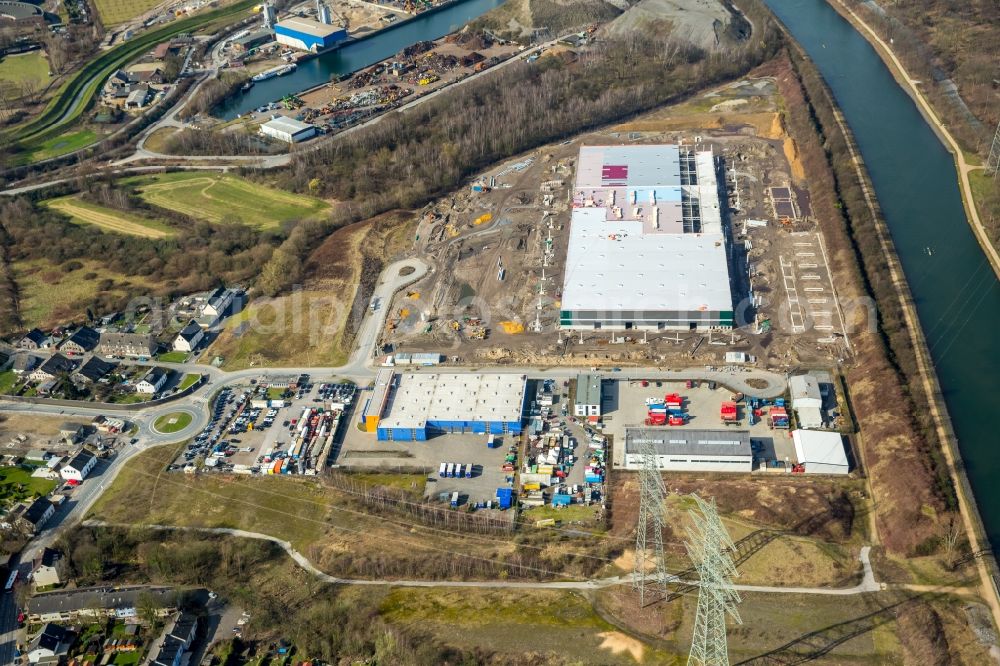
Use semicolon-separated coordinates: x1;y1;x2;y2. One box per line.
378;373;526;429
562;208;731;313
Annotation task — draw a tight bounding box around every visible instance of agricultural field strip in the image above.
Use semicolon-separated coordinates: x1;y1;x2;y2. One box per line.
136;175;327;227
44;197;171;238
96;0;166;26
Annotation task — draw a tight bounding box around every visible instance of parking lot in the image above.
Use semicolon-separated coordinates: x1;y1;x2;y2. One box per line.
172;376;356;474
601;379;796;468
338;428;514;507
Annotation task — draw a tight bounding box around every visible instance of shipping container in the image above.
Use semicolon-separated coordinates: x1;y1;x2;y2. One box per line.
552;493;572;507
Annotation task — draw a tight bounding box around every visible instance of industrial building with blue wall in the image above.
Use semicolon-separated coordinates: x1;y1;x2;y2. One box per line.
274;17;347;52
361;371;528;441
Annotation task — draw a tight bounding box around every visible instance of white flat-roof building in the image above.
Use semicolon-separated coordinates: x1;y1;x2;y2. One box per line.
792;429;849;475
260;116;317;143
790;374;824;429
560;144;733;330
623;428;752;473
574;374;602;419
375;373;527;441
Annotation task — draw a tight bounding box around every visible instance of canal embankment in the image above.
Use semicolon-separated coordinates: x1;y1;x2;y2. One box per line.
824;0;1000;281
763;0;1000;633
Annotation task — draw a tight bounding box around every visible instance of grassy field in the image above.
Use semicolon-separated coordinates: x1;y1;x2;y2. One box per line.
0;370;19;394
523;503;602;525
43;196;174;238
206;213;415;369
15;259;154;329
88;444;340;551
178;373;200;390
153;412;192;433
0;51;51;90
29;129;99;161
0;466;58;506
142;127;178;153
381;587;665;664
206;290;352;370
156;351;188;363
94;0;166;26
124;172;330;229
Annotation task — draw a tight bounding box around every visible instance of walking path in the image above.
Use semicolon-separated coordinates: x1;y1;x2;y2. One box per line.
85;521;892;596
827;0;999;281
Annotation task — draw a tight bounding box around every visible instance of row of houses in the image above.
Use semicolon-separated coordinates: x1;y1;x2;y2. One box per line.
14;286;240;359
17;326;156;358
25;609;195;665
1;349;171;396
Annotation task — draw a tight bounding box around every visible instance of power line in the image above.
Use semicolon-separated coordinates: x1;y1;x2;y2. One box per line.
120;465;572;581
685;495;742;666
986;118;1000;180
633;438;670;606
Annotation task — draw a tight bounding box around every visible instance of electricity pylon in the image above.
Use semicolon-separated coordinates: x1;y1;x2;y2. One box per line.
685;495;742;666
633;438;669;606
988;119;1000;181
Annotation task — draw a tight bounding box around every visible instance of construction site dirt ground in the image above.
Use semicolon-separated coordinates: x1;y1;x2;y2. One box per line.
380;75;853;372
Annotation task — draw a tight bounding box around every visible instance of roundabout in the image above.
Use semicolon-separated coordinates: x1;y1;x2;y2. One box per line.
152;411;194;435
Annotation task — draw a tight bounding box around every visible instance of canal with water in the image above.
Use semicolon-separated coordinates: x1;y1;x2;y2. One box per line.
764;0;1000;549
217;0;504;119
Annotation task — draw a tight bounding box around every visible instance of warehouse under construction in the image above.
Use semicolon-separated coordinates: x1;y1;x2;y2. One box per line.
560;144;734;330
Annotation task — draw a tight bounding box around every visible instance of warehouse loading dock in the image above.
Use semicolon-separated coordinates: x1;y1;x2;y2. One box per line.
363;372;528;441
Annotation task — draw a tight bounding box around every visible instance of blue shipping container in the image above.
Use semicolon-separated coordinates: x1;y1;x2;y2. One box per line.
552;494;572;507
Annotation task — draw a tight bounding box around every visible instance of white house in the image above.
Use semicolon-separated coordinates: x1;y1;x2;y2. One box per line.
136;368;169;395
173;320;204;353
27;623;71;665
789;374;824;429
202;287;235;319
792;429;849;475
60;449;97;483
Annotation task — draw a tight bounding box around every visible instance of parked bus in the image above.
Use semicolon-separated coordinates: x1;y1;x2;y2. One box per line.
465;464;473;478
445;463;455;478
456;464;465;478
438;463;447;477
4;570;18;593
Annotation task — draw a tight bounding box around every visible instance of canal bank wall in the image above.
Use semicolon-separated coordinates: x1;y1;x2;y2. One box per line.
773;17;1000;630
823;0;1000;282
